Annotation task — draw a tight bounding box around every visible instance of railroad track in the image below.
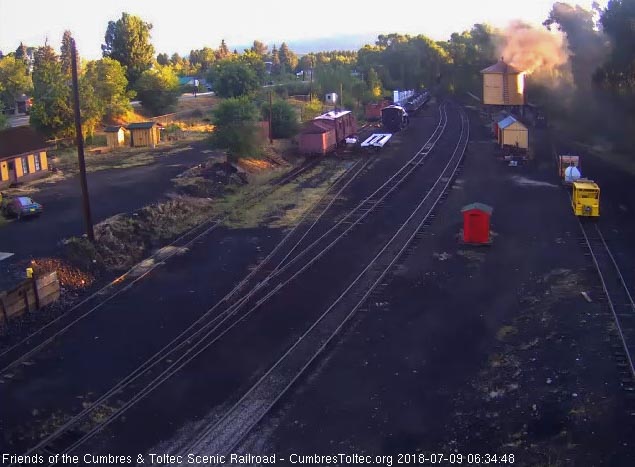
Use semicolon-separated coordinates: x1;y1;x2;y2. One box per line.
179;105;470;461
577;220;635;384
0;155;328;375
11;104;456;464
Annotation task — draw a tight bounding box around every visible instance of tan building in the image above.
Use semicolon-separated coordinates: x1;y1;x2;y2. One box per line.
481;59;525;106
127;122;161;148
497;115;528;149
104;125;126;149
0;127;50;188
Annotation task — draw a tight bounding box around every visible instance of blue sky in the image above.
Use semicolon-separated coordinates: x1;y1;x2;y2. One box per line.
0;0;605;58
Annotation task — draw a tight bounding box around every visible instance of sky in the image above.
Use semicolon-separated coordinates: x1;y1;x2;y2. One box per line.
0;0;606;58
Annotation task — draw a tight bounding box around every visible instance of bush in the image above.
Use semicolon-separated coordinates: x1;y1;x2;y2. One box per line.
211;97;263;157
136;65;180;116
262;100;299;139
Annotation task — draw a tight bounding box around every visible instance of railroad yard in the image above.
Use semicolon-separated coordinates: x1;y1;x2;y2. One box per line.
2;95;635;467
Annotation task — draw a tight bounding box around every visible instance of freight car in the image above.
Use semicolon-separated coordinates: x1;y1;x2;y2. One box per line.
381;105;409;132
298;109;358;155
404;90;430;114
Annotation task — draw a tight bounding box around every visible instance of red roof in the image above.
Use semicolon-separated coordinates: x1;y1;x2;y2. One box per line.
0;126;49;159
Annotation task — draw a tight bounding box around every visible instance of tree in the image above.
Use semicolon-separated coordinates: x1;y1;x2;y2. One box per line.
366;67;382;98
190;47;215;72
135;64;180;115
251;40;268;56
270;44;281;74
544;3;605;92
60;30;74;78
29;45;74;137
213;60;259;98
102;12;155;87
157;53;169;65
262;99;299;139
217;39;230;60
0;56;33;114
278;42;298;74
598;0;635;89
240;50;267;83
83;57;133;120
211;96;261;157
14;42;28;64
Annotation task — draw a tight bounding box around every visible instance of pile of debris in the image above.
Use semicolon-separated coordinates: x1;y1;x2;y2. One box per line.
29;257;95;289
174;161;248;198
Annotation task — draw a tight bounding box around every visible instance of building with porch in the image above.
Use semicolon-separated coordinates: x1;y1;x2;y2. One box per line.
0;127;49;188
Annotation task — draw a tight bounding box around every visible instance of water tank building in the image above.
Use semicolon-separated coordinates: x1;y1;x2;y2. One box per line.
481;59;525;106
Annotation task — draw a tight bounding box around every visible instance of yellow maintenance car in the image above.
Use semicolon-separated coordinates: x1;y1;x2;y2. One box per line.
572;180;600;217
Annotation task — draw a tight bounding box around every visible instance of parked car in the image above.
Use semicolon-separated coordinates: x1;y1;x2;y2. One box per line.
1;196;43;219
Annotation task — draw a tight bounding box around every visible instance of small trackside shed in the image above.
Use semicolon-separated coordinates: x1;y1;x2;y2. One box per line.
462;202;493;244
497;116;528;149
104;126;126;149
127;122;161;148
298;120;337;155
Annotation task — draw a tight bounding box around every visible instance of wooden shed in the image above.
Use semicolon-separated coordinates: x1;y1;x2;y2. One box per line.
127;122;161;148
462;203;493;244
104;126;126;149
481;59;525;106
497;116;528;149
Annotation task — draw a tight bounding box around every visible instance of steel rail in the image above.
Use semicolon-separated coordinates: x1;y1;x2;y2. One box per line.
17;104;450;462
577;219;635;379
183;107;470;460
0;156;333;374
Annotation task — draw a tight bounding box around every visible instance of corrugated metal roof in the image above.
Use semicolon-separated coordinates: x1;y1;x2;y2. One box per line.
461;202;494;214
0;126;49;158
315;109;351;121
498;116;518;129
127;122;158;130
104;125;124;133
481;59;523;74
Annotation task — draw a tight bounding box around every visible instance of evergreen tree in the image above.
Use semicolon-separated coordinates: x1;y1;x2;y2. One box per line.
251;40;268;56
271;44;280;74
15;42;28;63
101;12;155;88
217;39;230;60
157;53;169;66
278;42;298;74
60;30;74;78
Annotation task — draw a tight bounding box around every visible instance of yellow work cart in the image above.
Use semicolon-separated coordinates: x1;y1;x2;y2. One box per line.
572;180;600;217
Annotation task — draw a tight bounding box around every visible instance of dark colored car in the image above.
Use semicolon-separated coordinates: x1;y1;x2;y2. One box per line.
2;196;43;219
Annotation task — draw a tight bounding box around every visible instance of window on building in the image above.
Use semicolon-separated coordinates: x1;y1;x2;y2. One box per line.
35;153;41;171
21;157;29;175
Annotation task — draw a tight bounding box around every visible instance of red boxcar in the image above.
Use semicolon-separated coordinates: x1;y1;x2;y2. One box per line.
299;110;357;155
298;120;337;155
365;100;391;121
461;202;493;244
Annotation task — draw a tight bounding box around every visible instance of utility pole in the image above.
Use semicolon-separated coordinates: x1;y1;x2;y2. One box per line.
71;38;94;242
268;90;273;144
340;82;343;110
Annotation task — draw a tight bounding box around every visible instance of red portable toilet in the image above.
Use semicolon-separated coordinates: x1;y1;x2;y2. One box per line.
461;202;493;244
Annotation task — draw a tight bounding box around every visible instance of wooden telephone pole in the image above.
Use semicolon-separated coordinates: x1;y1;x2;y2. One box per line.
70;38;95;242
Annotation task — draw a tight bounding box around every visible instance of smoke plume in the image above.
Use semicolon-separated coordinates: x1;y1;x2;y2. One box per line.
499;21;571;80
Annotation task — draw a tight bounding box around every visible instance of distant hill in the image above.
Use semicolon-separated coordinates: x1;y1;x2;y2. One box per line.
233;33;378;55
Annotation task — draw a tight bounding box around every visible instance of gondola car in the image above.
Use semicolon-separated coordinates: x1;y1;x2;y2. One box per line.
404;90;430;114
381;105;409;132
571;179;600;217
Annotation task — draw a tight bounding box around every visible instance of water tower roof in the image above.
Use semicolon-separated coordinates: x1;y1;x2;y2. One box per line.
481;59;523;74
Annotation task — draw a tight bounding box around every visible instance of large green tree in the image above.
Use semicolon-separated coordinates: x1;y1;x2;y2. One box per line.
212;60;259;98
83;57;133;120
261;99;299;139
60;30;74;78
212;96;261;157
102;12;155;87
597;0;635;89
29;45;73;137
135;64;180;115
278;42;298;74
0;56;33;114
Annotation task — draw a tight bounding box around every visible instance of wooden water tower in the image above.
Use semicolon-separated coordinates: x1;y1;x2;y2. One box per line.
481;58;525;106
